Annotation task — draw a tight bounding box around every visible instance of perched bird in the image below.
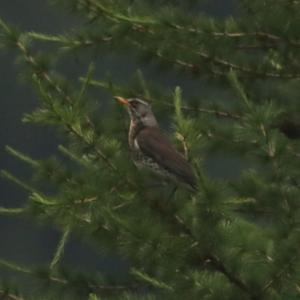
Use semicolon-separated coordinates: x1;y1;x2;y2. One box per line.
114;96;197;190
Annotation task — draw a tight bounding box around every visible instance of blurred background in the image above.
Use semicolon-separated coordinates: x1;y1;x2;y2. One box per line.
0;0;236;293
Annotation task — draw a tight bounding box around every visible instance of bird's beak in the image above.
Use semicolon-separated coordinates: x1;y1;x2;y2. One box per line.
114;96;129;106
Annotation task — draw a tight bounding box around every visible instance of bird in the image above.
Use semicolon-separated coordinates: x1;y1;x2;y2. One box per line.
114;96;197;190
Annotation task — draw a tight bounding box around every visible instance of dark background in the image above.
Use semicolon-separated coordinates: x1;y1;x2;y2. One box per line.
0;0;237;291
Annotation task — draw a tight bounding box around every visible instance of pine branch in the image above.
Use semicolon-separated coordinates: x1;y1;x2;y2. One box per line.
228;71;252;110
64;123;118;172
180;105;242;120
0;259;33;276
0;207;25;215
0;258;142;294
1;170;57;206
261;255;297;294
2;24;118;173
0;289;24;300
141;192;258;299
229;73;295;212
208;255;260;300
4;146;121;213
81;77;242;120
170;24;300;47
53;2;300;79
131;39;300;79
131;268;173;291
136;69;151;100
4;146;102;208
1;170;38;194
73;196;98;204
50;226;71;270
27;31;112;50
5;146;39;167
58;145;91;167
189;48;299;79
58;0;300;49
58;0;157;26
23;18;300;80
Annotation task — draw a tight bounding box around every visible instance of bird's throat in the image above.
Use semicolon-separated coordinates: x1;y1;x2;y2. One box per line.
129;120;140;149
129;119;150;149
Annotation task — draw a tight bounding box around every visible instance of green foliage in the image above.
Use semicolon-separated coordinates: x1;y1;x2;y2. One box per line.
0;1;300;299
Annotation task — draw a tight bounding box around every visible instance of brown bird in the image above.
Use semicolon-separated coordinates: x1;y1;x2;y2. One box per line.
115;96;197;190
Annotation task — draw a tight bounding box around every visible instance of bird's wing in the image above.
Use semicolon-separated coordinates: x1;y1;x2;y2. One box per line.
136;127;196;188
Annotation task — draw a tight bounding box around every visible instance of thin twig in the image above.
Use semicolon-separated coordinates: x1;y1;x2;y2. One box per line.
0;259;141;293
0;290;24;300
28;31;112;47
164;101;242;120
208;255;260;300
74;196;98;204
169;24;300;47
0;207;25;215
261;256;297;294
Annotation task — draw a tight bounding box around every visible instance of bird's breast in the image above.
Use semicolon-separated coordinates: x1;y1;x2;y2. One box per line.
128;121;144;150
133;138;140;151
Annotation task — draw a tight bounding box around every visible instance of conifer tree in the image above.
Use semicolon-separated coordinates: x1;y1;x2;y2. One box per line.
1;1;300;299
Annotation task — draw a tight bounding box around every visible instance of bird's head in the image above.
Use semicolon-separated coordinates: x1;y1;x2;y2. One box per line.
114;96;158;127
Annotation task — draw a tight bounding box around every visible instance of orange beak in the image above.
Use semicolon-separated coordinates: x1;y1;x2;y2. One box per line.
114;96;129;105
